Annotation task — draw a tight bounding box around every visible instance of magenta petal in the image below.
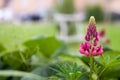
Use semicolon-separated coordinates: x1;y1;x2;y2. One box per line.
97;50;103;55
85;35;90;41
85;50;89;56
79;48;85;54
81;42;85;48
92;50;97;56
86;42;91;49
97;46;103;55
94;39;98;46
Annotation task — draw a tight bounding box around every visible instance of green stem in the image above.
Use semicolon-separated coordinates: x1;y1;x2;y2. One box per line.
90;40;93;80
90;55;93;80
19;52;30;71
19;52;26;63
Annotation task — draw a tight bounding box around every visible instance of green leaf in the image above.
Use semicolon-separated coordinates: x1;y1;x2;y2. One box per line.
21;64;60;80
80;51;120;79
2;49;35;69
99;51;120;78
51;62;84;80
49;76;59;80
3;50;23;69
24;36;64;58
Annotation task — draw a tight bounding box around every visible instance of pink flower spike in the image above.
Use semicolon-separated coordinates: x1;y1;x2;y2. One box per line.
79;16;104;57
85;16;99;42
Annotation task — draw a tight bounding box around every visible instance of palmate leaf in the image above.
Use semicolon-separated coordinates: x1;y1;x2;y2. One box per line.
51;63;84;80
0;70;46;80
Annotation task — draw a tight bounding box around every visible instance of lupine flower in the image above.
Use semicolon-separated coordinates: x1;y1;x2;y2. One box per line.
106;39;110;44
99;28;110;44
99;28;105;37
79;16;103;56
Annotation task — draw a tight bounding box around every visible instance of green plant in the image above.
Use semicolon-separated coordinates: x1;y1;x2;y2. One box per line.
0;36;69;80
95;51;120;80
51;63;83;80
79;16;104;80
86;5;104;22
79;50;120;80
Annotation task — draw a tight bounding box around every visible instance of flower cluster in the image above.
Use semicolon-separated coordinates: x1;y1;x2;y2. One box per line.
79;16;103;56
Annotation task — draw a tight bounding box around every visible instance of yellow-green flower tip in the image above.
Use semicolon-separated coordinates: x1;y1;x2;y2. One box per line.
89;16;95;23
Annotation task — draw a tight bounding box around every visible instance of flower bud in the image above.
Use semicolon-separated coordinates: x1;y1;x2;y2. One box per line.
85;35;90;41
89;16;95;23
94;39;98;46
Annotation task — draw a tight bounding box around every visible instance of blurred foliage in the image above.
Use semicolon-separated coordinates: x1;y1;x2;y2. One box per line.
23;36;67;58
0;43;6;52
80;51;120;80
56;0;74;14
2;50;34;70
0;70;45;80
85;5;104;22
21;62;89;80
0;35;120;80
51;63;83;80
0;36;69;80
99;51;120;79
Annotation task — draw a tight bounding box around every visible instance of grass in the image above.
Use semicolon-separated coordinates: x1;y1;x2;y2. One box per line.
98;23;120;51
0;22;120;52
0;23;57;51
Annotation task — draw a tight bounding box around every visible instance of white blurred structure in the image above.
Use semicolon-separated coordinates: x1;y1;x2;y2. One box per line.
54;13;85;42
0;8;13;22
